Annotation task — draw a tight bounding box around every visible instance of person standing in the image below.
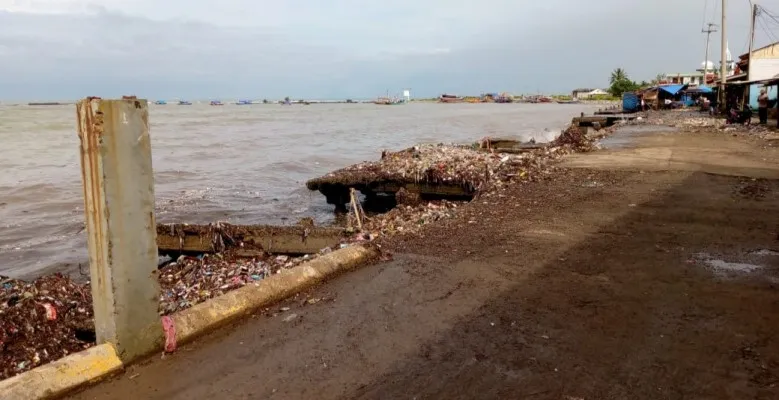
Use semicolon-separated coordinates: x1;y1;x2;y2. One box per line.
758;88;769;125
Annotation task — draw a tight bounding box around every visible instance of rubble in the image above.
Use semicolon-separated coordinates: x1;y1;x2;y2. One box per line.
637;110;777;138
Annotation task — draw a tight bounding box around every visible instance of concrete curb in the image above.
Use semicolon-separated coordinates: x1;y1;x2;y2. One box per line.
0;344;123;400
172;244;379;344
0;244;378;400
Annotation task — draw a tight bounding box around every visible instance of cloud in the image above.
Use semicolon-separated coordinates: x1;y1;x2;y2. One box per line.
0;0;771;100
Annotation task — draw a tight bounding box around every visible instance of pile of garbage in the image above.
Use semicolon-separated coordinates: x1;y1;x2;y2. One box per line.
308;144;531;193
361;200;459;237
157;251;314;315
308;125;598;194
1;274;94;380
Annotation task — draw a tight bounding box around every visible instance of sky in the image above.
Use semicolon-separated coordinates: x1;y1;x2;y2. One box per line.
0;0;778;100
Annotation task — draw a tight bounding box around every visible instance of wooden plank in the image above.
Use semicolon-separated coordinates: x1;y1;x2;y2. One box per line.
369;182;473;197
156;224;347;255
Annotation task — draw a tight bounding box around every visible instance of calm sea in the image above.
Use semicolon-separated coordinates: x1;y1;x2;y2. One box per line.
0;102;600;279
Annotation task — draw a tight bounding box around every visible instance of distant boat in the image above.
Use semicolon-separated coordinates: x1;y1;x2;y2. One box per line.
210;100;224;106
495;92;514;103
178;100;192;105
154;100;167;105
374;96;404;105
439;94;464;103
527;96;553;104
555;99;581;104
236;100;253;105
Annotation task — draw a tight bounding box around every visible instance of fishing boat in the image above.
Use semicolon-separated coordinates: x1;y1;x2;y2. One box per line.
374;90;405;105
210;100;224;106
236;100;253;105
154;100;167;105
439;94;464;103
374;96;404;105
495;92;514;103
178;100;192;105
526;95;553;104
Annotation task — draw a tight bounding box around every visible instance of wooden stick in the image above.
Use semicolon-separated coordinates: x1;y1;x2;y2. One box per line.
349;188;363;231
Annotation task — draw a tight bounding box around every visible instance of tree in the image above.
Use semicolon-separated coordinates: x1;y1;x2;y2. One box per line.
608;68;640;97
610;68;628;85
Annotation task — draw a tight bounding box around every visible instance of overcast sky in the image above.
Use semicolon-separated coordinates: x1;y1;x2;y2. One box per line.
1;0;777;100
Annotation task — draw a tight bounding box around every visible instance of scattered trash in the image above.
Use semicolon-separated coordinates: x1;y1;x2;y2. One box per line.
0;273;94;380
41;303;57;321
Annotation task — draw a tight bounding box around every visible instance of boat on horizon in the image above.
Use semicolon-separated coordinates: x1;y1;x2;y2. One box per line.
154;100;167;105
555;99;581;104
210;100;224;106
374;96;404;105
439;94;464;103
178;100;192;105
236;100;253;105
527;95;553;104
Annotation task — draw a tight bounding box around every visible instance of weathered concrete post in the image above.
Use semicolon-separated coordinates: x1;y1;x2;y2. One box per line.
76;98;161;361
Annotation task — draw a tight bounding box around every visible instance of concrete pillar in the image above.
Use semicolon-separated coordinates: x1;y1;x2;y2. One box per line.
76;98;162;361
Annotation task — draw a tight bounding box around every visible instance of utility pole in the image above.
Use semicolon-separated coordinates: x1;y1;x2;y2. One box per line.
702;23;718;81
719;0;727;111
747;4;758;80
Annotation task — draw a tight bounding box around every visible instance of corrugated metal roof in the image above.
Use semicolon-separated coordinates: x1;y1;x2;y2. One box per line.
658;84;685;95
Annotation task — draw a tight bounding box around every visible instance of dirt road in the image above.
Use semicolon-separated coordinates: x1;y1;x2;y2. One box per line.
72;129;779;399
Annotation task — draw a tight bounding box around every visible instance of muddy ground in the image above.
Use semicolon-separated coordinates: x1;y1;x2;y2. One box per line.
71;130;779;399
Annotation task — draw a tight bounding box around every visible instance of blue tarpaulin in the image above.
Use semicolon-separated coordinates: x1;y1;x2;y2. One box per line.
659;84;686;95
696;85;713;93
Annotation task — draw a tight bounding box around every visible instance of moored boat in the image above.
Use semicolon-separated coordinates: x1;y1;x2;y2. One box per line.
439;94;464;103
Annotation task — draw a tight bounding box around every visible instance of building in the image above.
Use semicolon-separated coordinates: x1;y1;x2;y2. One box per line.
571;88;608;99
734;41;779;110
661;72;706;86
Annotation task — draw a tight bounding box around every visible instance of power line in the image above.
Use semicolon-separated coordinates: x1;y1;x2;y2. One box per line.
757;15;779;43
759;6;779;26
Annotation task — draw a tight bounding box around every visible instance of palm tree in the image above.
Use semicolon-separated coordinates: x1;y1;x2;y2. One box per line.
610;68;628;84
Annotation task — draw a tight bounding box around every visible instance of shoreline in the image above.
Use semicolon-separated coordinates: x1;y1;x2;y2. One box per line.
10;106;760;384
66;109;779;399
0;106;610;382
